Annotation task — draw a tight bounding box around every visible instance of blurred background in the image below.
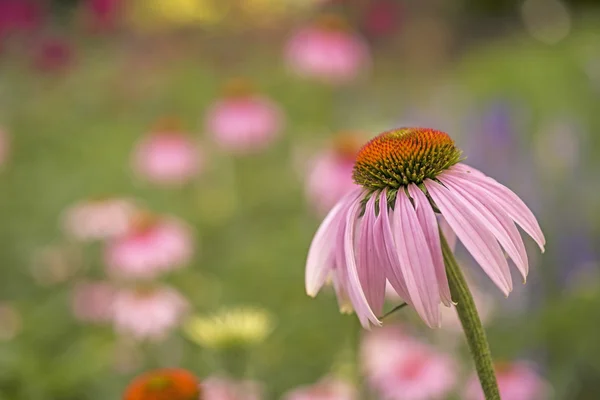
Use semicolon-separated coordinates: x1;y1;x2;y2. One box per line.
0;0;599;399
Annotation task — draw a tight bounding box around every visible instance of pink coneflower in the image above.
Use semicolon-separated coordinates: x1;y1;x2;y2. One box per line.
105;213;195;280
362;325;456;400
132;125;203;186
112;285;188;341
71;280;115;323
283;377;355;400
305;127;545;328
305;135;362;215
205;79;284;154
464;362;550;400
285;15;370;85
61;197;136;241
202;376;263;400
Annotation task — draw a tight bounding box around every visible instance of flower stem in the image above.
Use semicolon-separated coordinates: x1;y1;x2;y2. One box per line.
440;233;501;400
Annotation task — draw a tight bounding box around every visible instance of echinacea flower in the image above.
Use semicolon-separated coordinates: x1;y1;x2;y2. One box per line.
464;362;550;400
305;134;362;215
202;376;263;400
305;127;545;328
132;125;203;186
283;377;356;400
285;15;370;85
112;285;188;341
205;79;284;154
61;197;137;241
105;213;195;280
71;280;116;323
123;368;200;400
361;325;456;400
184;307;274;350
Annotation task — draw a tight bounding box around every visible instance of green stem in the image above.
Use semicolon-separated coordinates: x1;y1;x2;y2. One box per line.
440;233;501;400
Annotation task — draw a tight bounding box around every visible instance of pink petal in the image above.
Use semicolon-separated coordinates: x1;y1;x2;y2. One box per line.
441;174;529;281
357;195;387;315
305;188;361;296
393;190;441;328
407;184;452;307
448;164;545;251
425;179;513;296
343;195;381;328
377;190;411;303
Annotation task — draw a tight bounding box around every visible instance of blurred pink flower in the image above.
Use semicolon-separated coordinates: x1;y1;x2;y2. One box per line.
305;135;361;215
202;376;263;400
283;377;355;400
61;197;136;241
285;15;370;84
71;280;116;323
464;362;550;400
0;302;22;341
132;129;203;186
82;0;123;32
362;0;403;38
362;325;457;400
0;0;44;39
105;213;195;280
31;37;73;73
205;80;284;154
112;285;188;341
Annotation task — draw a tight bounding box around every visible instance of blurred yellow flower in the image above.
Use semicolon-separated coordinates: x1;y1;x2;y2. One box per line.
128;0;229;30
184;307;274;349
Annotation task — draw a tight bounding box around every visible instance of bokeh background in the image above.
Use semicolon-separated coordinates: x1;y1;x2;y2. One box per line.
0;0;599;399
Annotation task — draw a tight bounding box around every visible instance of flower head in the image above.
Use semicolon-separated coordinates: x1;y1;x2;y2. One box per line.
184;307;274;350
305;127;545;328
464;362;550;400
285;15;370;85
305;134;362;214
362;325;456;400
71;280;116;323
112;285;188;341
205;79;284;154
132;121;203;186
123;368;200;400
105;213;195;280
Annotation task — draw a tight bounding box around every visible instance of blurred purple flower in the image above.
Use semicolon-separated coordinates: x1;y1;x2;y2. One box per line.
283;377;355;400
112;284;189;341
205;79;284;154
361;325;457;400
285;15;370;85
82;0;123;33
202;376;263;400
71;280;116;323
105;213;195;281
132;126;204;186
464;361;550;400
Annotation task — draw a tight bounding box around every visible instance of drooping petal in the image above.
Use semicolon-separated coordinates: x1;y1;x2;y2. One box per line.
377;190;411;303
407;184;452;306
305;188;362;296
448;164;545;251
425;179;513;296
343;195;381;328
357;195;387;315
393;190;441;328
439;215;457;251
440;174;529;281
